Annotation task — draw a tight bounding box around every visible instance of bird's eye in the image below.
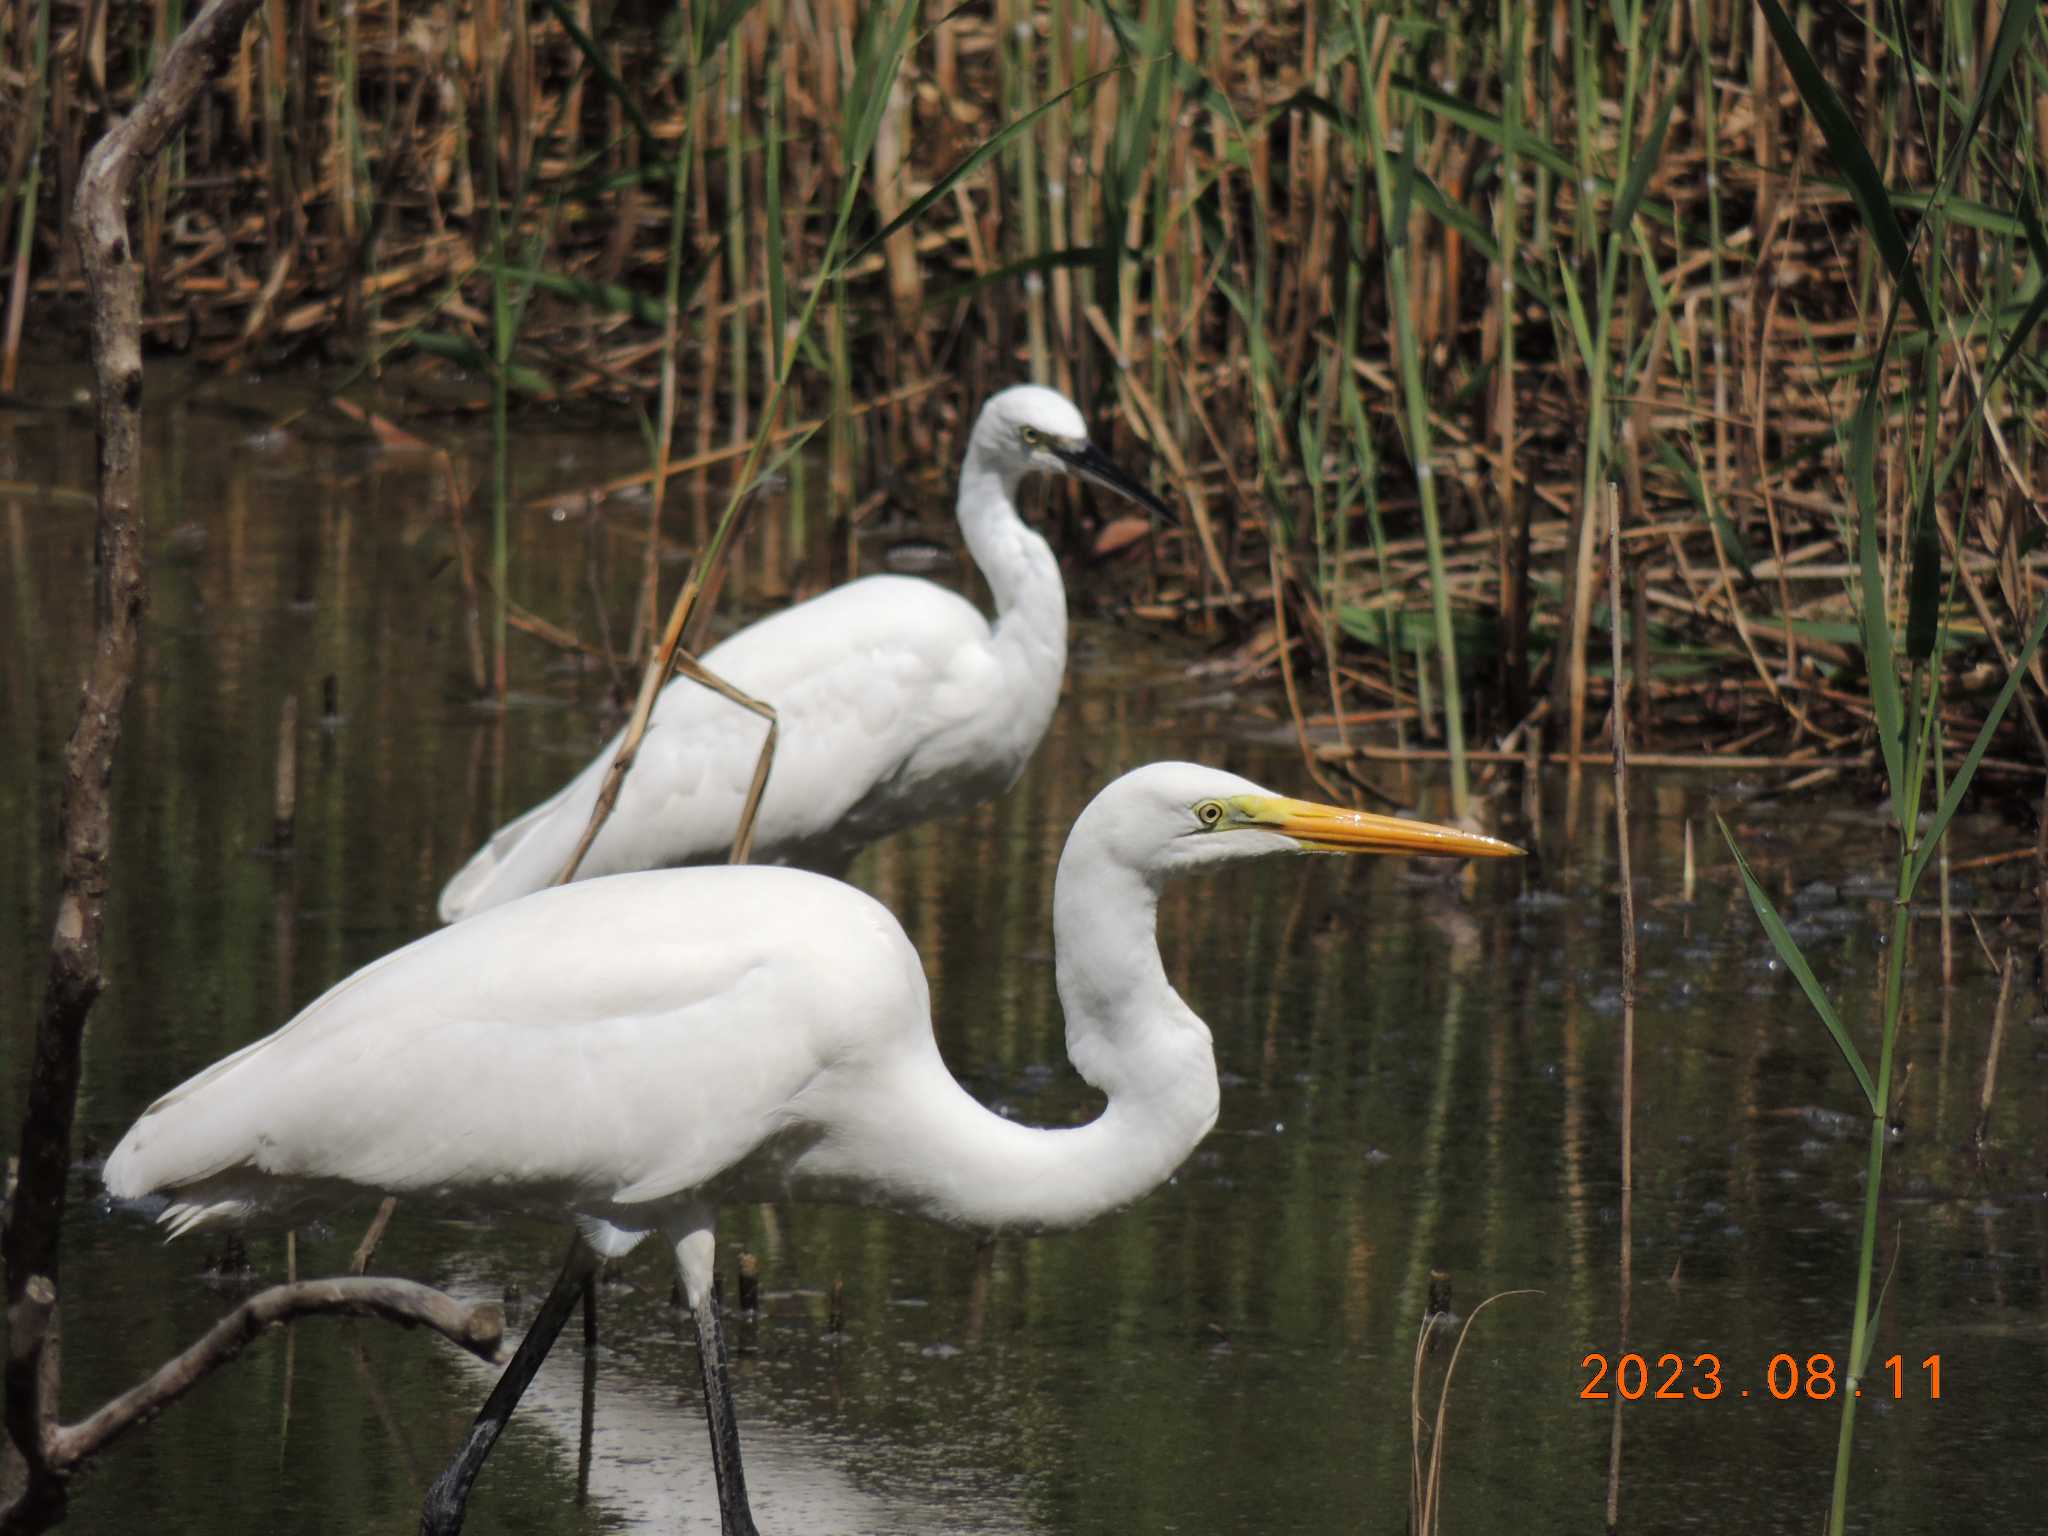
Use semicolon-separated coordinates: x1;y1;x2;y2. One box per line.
1020;425;1043;447
1194;800;1225;828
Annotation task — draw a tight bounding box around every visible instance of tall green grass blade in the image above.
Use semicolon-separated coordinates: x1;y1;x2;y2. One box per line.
844;65;1123;269
1111;40;1173;211
1286;93;1561;305
1858;1241;1905;1378
1707;510;1758;581
1849;391;1905;803
493;264;677;328
1852;186;2029;238
1555;255;1597;374
1390;97;1417;237
1393;79;1580;194
412;332;556;395
1399;168;1558;307
753;421;823;489
703;0;763;57
539;0;660;147
1903;486;1946;662
1611;88;1675;235
926;246;1107;307
1904;598;2048;892
1718;819;1879;1114
2019;187;2048;271
1976;193;2048;392
1754;0;1932;329
1927;195;2048;498
1087;2;1239;122
765;17;787;375
1933;0;2039;207
841;0;921;184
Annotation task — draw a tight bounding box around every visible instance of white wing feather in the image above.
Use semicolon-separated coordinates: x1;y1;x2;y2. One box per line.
439;575;1016;921
105;868;930;1227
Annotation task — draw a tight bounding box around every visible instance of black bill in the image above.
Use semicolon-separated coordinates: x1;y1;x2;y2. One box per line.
1053;439;1176;523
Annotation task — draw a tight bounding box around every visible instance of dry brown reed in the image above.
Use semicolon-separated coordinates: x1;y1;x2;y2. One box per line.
3;0;2043;773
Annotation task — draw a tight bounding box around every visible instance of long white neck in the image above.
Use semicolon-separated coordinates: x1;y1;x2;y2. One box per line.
956;444;1067;691
807;818;1219;1235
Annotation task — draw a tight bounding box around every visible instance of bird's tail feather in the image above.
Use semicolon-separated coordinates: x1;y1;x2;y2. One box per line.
437;779;586;923
161;1198;254;1238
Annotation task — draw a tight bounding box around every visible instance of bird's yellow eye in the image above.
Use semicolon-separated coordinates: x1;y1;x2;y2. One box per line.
1020;425;1043;446
1194;800;1226;828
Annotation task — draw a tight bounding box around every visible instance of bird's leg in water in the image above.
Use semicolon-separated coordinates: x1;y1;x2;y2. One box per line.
576;1266;600;1505
673;1222;760;1536
421;1236;602;1536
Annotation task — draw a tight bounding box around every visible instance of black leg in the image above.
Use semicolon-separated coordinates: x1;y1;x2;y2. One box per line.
691;1279;761;1536
575;1268;599;1505
421;1236;601;1536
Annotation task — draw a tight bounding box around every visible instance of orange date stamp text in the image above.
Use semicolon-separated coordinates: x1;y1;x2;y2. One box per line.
1579;1352;1942;1401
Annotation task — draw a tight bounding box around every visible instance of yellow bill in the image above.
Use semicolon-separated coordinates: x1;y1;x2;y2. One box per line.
1236;794;1524;860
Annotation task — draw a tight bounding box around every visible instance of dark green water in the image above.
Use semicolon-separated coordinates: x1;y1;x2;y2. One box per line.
4;371;2043;1533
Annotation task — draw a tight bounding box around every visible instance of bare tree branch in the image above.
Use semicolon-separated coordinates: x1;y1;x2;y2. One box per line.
4;2;315;1528
44;1277;505;1471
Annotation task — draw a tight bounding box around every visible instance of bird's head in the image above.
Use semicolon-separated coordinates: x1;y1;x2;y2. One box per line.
971;384;1173;520
1071;762;1524;882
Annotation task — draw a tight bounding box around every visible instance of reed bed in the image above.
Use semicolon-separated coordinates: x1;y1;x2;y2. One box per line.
3;0;2044;786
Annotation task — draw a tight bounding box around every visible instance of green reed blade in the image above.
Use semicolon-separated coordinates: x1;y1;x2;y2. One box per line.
1928;193;2048;499
924;246;1108;307
1395;76;1578;189
1849;389;1906;805
844;64;1124;270
1754;0;1932;329
539;0;660;148
702;0;763;57
1285;89;1561;308
491;264;674;328
1553;254;1595;376
1718;818;1878;1114
1933;0;2039;210
1611;88;1674;235
1905;598;2048;893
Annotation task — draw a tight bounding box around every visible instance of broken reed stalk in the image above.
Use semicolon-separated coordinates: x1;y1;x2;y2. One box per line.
348;1196;399;1276
1973;948;2015;1152
1408;1288;1538;1536
1603;483;1636;1531
270;690;298;851
439;455;490;696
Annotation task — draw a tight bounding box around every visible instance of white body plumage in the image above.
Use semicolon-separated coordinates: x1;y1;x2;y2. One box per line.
106;763;1521;1253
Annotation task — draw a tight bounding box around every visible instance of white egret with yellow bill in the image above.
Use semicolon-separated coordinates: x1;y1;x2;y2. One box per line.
106;761;1520;1534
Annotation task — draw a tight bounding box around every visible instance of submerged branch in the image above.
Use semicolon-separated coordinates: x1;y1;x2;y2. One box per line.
44;1277;506;1472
